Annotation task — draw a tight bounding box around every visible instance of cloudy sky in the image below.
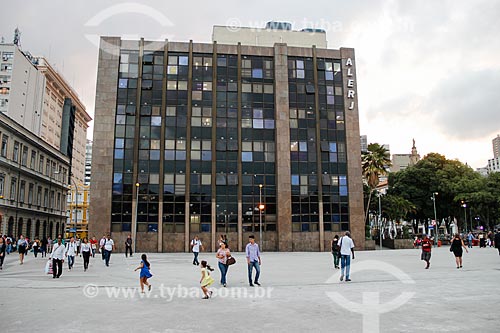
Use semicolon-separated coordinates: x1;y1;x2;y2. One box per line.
1;0;499;168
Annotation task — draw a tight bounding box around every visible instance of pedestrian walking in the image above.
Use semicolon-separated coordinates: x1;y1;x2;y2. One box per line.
65;237;77;270
40;237;48;258
134;254;152;293
46;237;52;253
6;236;12;254
199;260;214;299
17;235;28;265
450;234;468;269
190;235;203;266
494;230;500;256
331;235;340;269
246;235;261;287
421;234;432;269
32;237;40;258
338;231;355;282
216;242;230;287
125;234;133;257
90;236;98;257
467;232;474;248
80;238;92;271
50;237;65;278
0;236;5;270
99;234;106;261
103;234;115;267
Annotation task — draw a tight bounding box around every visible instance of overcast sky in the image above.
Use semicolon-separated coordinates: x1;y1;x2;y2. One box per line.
1;0;499;168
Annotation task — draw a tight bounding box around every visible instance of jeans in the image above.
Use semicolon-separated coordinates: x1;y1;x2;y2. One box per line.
33;247;39;258
125;245;132;257
332;252;340;267
193;252;199;265
248;260;260;284
82;251;90;270
7;244;12;254
67;255;75;269
104;250;112;266
218;262;228;285
52;258;63;277
0;254;4;268
340;254;351;279
101;248;105;260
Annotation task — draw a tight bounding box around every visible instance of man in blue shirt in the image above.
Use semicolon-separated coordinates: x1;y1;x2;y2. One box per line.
245;235;261;287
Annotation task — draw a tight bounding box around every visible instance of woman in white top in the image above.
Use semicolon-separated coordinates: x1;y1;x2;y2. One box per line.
80;238;92;271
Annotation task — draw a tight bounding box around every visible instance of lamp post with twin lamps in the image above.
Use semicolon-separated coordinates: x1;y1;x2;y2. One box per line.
461;200;467;233
431;192;438;247
258;184;265;246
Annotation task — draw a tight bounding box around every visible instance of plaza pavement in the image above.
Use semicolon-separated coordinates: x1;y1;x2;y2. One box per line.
0;246;499;333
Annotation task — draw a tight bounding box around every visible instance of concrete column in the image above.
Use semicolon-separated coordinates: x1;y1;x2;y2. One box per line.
89;37;121;239
340;48;365;250
274;44;292;251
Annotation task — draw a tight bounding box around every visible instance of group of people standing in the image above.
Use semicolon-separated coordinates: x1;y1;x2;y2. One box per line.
187;234;262;299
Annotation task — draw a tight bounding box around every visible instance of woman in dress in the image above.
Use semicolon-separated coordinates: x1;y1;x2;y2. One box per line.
134;254;152;293
450;233;468;268
17;235;28;264
216;242;230;287
199;260;214;299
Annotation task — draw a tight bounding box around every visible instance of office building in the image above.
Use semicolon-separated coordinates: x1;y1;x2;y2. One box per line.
90;24;364;252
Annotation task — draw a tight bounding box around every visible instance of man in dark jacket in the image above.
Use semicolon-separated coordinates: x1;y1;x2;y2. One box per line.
494;230;500;256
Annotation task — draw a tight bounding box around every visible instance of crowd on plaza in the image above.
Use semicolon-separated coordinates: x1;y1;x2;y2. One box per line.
1;229;500;299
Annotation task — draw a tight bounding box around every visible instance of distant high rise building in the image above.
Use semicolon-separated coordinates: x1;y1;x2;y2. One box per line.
360;135;367;152
493;134;500;158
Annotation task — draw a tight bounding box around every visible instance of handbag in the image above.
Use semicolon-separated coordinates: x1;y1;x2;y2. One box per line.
226;256;236;266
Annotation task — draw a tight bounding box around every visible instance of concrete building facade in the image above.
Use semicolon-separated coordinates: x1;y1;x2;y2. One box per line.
0;112;70;239
90;28;364;252
0;43;92;185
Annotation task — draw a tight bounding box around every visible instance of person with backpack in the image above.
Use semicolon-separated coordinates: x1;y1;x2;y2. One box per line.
65;237;77;270
103;234;115;267
421;234;432;269
338;231;355;282
331;235;340;269
190;235;203;266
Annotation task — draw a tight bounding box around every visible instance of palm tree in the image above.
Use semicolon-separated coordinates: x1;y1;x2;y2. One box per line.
362;143;392;225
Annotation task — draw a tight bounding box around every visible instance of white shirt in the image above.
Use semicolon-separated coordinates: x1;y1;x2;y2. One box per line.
104;239;114;251
51;243;66;260
338;236;355;256
191;239;202;252
81;243;92;252
66;242;77;256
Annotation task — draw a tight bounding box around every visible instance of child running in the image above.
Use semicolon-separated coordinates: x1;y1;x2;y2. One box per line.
200;260;214;300
134;254;153;293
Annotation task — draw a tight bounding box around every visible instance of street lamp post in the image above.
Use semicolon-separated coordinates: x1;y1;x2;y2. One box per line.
431;192;438;248
70;178;78;238
461;201;467;233
258;184;264;247
133;182;139;254
378;192;382;250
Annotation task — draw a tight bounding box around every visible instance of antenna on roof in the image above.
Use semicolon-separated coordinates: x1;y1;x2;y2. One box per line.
13;27;21;48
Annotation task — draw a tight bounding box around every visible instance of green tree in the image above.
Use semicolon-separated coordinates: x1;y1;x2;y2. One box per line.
362;143;391;225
